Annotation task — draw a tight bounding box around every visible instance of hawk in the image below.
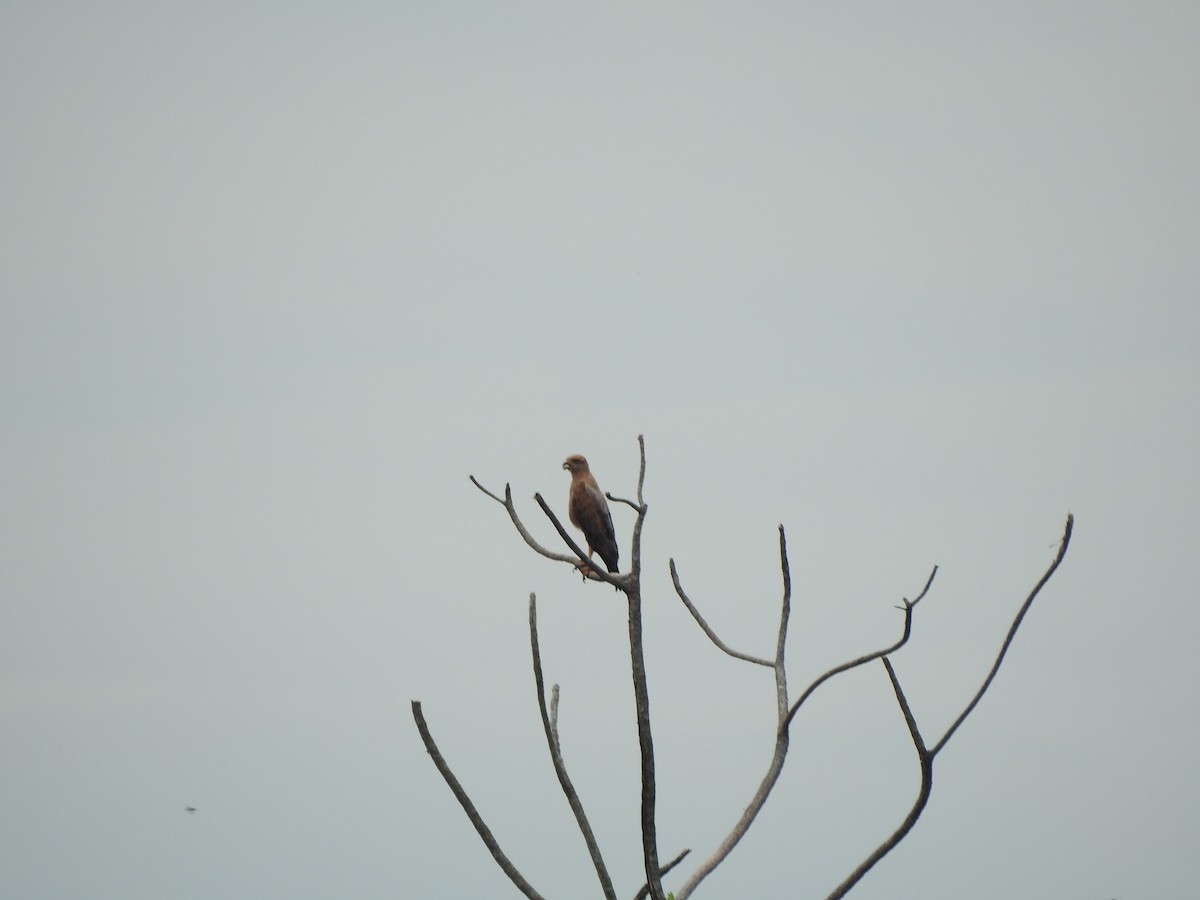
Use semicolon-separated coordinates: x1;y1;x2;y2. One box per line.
562;454;619;574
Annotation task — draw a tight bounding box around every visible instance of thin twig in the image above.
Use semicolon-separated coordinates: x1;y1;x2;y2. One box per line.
632;848;693;900
628;436;648;580
669;558;773;667
410;702;546;900
930;513;1074;757
528;594;616;900
469;478;585;569
781;566;938;734
607;492;642;513
635;435;646;505
468;474;505;504
775;525;792;671
882;657;926;755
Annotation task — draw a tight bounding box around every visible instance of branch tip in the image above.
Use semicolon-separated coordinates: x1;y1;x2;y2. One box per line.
670;557;773;668
410;701;547;900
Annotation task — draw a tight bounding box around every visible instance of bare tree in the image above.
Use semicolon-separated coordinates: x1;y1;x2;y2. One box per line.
411;436;1073;899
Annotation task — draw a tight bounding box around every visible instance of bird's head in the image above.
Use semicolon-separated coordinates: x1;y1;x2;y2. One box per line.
563;454;589;474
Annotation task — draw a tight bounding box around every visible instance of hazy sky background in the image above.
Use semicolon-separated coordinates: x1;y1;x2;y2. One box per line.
3;2;1197;898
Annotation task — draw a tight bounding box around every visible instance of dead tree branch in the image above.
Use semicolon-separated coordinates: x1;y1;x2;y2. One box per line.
429;441;1072;900
410;702;546;900
607;492;641;513
468;477;585;570
619;436;665;900
824;513;1074;900
633;848;693;900
823;658;936;900
930;513;1074;756
672;527;793;900
528;594;616;900
470;436;664;900
549;684;560;743
533;492;628;590
671;540;939;899
782;565;938;734
469;473;632;590
627;435;648;579
669;558;773;668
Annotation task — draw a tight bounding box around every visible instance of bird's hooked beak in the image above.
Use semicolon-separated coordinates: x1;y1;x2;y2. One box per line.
562;460;570;470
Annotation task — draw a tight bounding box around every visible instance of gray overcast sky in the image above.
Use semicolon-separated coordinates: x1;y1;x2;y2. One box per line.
2;2;1197;898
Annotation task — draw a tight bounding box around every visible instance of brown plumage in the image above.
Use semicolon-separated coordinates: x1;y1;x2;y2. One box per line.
562;454;619;574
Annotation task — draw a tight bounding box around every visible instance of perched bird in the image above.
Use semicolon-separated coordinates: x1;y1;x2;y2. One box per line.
562;454;619;574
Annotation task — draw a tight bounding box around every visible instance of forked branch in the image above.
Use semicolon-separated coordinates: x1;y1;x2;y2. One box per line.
672;526;793;900
471;437;664;900
469;468;634;591
533;492;627;590
468;477;585;571
433;442;1072;900
672;533;937;899
528;594;616;900
633;848;693;900
782;565;938;734
825;513;1074;899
